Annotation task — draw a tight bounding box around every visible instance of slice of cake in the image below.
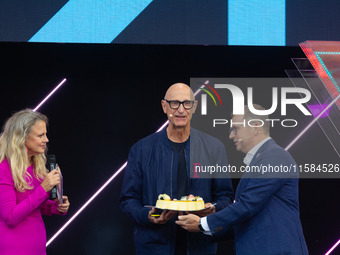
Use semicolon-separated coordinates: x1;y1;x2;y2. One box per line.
155;194;205;211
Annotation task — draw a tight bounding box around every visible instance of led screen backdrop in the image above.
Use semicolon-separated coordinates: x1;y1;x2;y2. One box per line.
1;1;340;254
1;0;340;45
1;42;339;255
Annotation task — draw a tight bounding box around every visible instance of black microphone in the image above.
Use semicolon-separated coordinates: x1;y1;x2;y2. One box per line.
47;154;57;199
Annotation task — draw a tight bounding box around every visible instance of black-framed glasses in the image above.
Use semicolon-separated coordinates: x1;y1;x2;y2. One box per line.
165;100;195;109
229;126;238;135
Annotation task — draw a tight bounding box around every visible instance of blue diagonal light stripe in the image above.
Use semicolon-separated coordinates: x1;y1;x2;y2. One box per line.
29;0;153;43
228;0;285;46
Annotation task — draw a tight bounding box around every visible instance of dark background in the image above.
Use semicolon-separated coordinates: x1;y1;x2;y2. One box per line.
1;42;339;254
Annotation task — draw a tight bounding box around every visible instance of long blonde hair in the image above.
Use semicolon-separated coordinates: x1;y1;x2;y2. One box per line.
0;109;48;191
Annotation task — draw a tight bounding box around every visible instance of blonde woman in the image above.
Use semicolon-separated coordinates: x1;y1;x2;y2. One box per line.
0;109;70;255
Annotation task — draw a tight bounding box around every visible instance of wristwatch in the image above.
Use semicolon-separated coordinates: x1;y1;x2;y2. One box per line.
198;219;205;232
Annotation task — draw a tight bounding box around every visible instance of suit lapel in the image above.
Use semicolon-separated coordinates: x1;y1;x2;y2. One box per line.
235;139;276;200
248;139;275;166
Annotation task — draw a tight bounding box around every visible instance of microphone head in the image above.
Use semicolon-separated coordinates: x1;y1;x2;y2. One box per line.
169;114;173;118
237;139;243;142
47;154;56;164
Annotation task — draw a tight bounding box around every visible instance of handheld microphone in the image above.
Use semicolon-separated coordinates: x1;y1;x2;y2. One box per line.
47;154;57;199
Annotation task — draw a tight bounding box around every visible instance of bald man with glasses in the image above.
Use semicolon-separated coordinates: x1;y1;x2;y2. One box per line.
120;83;233;255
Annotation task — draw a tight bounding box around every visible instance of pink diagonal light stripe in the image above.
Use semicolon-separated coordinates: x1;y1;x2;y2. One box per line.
325;239;340;255
46;162;127;246
33;78;67;112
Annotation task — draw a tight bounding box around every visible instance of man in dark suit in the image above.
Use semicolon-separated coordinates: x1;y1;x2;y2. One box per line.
176;104;309;255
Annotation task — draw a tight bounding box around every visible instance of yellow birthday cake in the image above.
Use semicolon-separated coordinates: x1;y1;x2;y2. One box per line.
155;194;204;211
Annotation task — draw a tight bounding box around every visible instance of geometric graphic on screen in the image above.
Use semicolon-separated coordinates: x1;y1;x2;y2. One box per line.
228;0;285;46
29;0;152;43
3;1;340;45
300;41;340;102
286;41;340;160
286;40;340;254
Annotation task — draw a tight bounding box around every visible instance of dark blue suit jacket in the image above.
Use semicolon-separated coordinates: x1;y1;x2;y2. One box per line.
207;139;308;255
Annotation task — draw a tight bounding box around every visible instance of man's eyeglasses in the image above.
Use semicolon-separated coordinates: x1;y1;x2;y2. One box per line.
165;100;195;110
229;126;238;135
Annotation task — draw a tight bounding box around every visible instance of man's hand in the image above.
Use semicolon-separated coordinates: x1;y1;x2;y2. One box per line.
175;214;201;232
148;208;177;224
187;203;216;217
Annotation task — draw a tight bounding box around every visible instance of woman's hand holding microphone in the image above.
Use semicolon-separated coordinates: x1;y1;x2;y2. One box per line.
40;169;60;192
40;170;70;213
